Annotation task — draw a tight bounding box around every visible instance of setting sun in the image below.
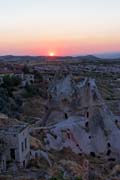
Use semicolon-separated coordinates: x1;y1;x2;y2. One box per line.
49;52;55;56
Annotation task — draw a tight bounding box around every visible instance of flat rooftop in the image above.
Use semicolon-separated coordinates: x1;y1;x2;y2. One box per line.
0;124;28;134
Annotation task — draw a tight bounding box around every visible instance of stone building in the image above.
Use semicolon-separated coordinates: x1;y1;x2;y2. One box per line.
0;124;30;172
21;74;34;86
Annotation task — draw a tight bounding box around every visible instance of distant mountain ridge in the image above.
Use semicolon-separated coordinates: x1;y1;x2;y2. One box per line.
95;52;120;59
0;54;120;62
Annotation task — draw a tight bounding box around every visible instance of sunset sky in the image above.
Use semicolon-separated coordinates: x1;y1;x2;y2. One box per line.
0;0;120;56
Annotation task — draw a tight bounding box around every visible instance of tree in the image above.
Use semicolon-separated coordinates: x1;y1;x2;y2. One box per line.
3;75;21;87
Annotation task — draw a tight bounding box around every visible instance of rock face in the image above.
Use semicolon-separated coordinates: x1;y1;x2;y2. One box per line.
48;66;76;107
49;74;75;103
43;67;77;125
43;73;120;158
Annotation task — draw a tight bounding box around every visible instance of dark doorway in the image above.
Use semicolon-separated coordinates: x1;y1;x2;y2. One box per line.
23;160;25;167
10;148;15;160
87;112;89;118
65;113;68;119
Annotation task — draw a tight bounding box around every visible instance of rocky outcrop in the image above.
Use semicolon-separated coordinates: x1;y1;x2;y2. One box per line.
42;77;120;159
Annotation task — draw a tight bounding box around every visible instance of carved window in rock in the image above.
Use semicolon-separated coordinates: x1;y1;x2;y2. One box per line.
86;112;89;118
64;113;68;119
23;160;25;167
25;138;27;149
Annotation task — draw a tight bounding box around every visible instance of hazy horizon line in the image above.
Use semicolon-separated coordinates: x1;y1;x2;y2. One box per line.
0;51;120;59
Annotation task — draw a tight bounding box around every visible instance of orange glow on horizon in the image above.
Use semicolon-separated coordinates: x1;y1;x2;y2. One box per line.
49;52;55;56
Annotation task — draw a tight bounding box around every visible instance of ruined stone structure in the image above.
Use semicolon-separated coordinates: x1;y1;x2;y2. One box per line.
0;124;30;173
